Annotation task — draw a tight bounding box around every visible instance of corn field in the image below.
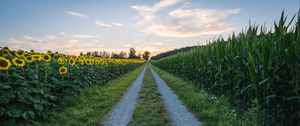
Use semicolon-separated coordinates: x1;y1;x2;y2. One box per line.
152;12;300;125
0;48;144;124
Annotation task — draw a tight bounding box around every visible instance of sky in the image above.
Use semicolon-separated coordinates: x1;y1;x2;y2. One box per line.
0;0;299;55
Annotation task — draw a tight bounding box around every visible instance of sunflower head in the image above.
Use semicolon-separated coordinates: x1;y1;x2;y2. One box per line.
32;55;41;61
91;59;95;64
15;50;25;58
13;58;25;67
1;48;12;56
75;57;80;62
94;60;99;64
79;60;85;65
25;56;33;62
69;58;76;66
85;59;92;65
59;66;68;75
57;57;65;65
0;57;12;70
42;54;51;62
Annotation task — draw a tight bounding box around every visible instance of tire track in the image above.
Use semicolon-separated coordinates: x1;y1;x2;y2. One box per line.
149;64;202;126
103;66;147;126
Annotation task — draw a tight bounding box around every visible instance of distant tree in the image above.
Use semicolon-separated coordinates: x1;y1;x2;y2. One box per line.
142;51;150;60
119;51;127;59
111;53;119;59
86;51;91;56
92;51;99;57
150;46;195;60
129;48;138;59
103;51;110;58
80;52;84;56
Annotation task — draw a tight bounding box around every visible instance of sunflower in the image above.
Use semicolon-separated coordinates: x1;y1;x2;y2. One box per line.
91;59;95;64
12;58;25;67
15;50;25;58
0;57;12;70
59;66;68;75
42;54;51;62
94;60;99;64
32;54;41;61
57;57;65;65
25;56;33;62
1;48;12;56
85;59;92;65
75;57;80;62
79;60;85;65
68;58;76;66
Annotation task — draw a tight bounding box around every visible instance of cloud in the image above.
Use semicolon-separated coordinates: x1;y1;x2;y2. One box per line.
64;11;88;19
73;34;97;39
122;41;168;55
151;42;164;46
60;32;67;36
95;20;113;27
132;0;240;37
112;22;124;27
95;20;126;28
3;33;101;55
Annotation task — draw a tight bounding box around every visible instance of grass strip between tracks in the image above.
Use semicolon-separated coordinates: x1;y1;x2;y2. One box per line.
128;66;171;126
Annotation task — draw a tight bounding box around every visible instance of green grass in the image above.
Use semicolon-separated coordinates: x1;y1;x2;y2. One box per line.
152;65;255;126
128;66;171;126
32;64;146;126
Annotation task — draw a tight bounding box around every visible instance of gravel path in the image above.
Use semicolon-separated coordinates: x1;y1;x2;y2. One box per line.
149;65;202;126
103;66;146;126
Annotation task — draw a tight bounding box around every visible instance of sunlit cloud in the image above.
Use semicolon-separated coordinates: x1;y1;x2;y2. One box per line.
64;11;88;19
132;0;240;37
3;34;101;55
122;41;169;55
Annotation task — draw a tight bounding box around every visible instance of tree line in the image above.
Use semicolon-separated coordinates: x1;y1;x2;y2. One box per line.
151;46;195;60
80;48;150;60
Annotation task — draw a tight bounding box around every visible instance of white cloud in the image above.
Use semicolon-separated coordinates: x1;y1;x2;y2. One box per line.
45;35;56;40
95;20;113;27
95;20;126;28
73;34;96;39
112;22;124;27
132;0;240;37
64;11;88;19
60;32;67;36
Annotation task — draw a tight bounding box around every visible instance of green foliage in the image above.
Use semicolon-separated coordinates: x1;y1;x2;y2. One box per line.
152;12;300;125
33;64;146;126
0;53;144;125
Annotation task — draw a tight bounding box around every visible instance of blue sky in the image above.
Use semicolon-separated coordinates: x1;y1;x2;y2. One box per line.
0;0;298;55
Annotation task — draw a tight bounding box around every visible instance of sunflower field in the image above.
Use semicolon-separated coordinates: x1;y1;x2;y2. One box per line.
0;47;144;124
152;13;300;125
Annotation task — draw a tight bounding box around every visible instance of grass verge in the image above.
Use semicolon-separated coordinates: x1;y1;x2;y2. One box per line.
151;65;254;126
128;66;171;126
32;64;146;126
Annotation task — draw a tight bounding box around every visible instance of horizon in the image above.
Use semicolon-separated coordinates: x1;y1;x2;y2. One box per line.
0;0;299;56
